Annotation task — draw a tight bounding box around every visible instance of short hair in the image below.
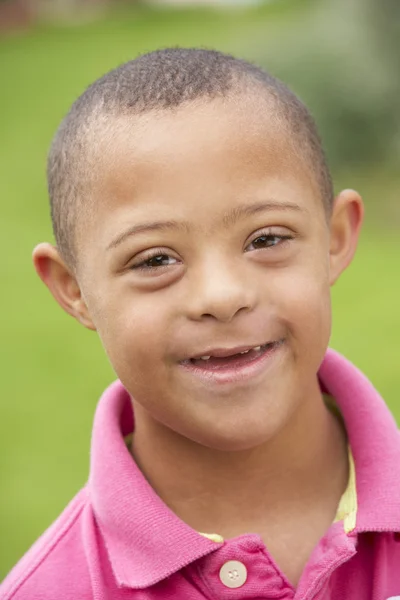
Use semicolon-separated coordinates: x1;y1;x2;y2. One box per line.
47;47;334;269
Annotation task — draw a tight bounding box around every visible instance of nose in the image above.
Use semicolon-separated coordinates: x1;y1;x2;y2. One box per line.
185;256;257;323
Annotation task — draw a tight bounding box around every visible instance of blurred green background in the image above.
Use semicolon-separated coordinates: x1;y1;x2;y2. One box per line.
1;0;399;578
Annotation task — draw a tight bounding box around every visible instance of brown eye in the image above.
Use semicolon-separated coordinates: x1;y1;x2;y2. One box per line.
247;234;292;251
253;235;279;248
130;252;179;271
145;254;175;268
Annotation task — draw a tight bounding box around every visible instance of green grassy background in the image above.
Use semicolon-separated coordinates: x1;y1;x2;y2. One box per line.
1;2;399;578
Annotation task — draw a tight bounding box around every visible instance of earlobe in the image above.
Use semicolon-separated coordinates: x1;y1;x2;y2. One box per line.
32;243;96;331
329;189;364;285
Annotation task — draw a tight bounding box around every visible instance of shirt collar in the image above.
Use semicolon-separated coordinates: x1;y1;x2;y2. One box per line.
319;349;400;535
89;380;221;589
89;348;400;588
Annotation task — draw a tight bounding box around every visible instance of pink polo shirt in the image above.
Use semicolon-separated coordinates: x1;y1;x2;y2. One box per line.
2;349;400;599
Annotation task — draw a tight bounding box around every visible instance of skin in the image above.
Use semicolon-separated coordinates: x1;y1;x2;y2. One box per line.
34;94;363;585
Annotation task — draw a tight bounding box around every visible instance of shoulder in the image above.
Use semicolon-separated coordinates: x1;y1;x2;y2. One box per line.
0;488;92;600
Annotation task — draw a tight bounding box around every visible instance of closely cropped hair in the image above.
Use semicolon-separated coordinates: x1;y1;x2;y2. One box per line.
47;48;334;269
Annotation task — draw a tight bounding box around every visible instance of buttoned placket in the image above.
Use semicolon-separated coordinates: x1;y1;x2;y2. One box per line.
186;524;359;600
192;535;295;600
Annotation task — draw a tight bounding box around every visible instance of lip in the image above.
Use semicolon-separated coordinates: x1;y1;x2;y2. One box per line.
179;339;284;386
189;343;265;360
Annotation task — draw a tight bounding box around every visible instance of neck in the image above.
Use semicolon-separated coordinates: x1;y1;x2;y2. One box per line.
130;386;348;540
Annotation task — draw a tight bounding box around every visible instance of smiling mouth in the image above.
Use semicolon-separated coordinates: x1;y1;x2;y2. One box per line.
181;341;282;372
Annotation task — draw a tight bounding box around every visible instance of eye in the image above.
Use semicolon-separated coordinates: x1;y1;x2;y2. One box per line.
130;250;180;271
246;231;293;251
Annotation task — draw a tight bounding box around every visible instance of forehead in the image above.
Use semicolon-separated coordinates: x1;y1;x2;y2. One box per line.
79;95;321;250
99;95;309;180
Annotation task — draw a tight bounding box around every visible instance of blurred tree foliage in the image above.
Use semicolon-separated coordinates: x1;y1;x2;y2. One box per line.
249;0;400;172
1;0;399;173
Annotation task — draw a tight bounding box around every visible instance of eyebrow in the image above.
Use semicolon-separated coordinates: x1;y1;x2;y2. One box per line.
107;200;303;250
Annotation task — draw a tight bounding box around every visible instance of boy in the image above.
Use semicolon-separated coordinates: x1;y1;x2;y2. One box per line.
1;48;400;600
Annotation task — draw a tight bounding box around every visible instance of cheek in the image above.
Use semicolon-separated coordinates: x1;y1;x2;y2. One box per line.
92;289;172;379
269;258;332;348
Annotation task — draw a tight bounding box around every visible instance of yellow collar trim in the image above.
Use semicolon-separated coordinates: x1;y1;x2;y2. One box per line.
324;394;357;533
333;445;357;533
198;532;225;543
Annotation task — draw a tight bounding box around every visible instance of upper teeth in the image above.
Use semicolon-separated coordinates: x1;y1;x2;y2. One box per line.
199;345;262;360
241;346;261;354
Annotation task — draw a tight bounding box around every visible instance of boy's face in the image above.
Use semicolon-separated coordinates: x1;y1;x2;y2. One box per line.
36;95;363;451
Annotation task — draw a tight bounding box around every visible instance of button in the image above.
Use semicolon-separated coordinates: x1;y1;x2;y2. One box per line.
219;560;247;589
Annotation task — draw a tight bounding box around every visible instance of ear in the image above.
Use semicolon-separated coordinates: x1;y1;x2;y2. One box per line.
329;189;364;286
32;243;96;330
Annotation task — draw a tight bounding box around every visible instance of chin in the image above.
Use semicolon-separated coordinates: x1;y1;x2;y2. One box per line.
196;427;274;453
